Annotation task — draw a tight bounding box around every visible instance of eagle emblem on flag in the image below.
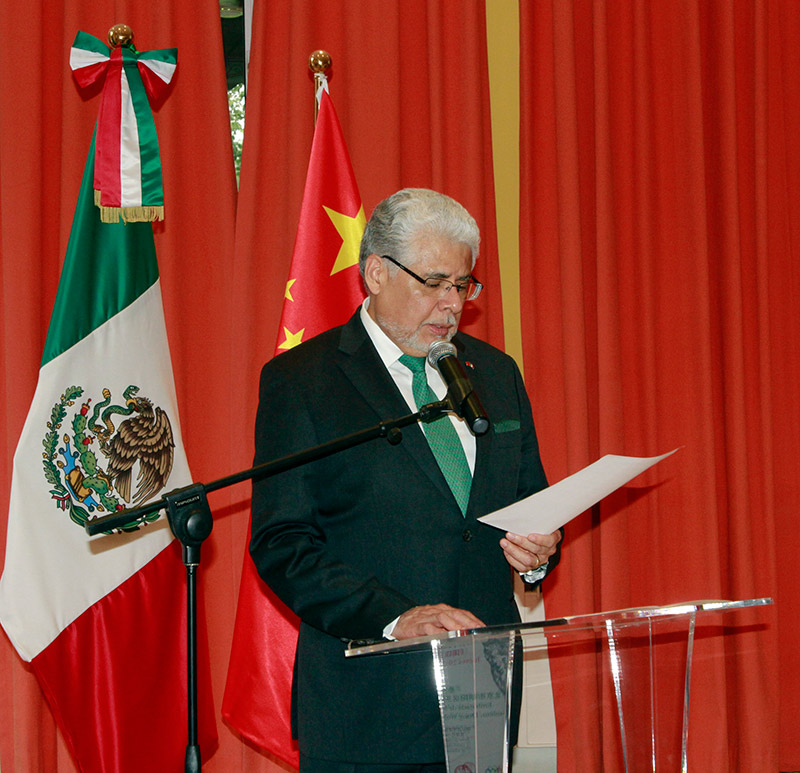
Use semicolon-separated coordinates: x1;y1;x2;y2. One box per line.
42;384;174;530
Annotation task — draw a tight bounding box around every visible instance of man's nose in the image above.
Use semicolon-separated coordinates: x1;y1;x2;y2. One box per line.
438;285;465;313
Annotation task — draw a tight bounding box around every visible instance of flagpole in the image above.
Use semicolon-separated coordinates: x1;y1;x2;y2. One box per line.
308;49;331;122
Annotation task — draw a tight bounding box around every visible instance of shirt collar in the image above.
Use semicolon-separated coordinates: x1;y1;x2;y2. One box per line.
359;297;407;370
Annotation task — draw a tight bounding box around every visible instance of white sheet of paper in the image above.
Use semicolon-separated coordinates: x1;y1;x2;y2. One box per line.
478;449;679;535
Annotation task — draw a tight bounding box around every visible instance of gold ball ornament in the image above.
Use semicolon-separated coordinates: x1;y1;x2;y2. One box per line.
108;24;134;48
308;50;332;74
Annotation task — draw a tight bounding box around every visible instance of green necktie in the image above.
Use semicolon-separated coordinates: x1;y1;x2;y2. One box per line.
399;354;472;515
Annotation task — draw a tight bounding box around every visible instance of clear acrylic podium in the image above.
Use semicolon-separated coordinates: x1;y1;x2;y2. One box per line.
345;598;771;773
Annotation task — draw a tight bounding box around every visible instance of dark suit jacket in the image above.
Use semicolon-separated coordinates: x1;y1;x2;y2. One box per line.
250;311;555;764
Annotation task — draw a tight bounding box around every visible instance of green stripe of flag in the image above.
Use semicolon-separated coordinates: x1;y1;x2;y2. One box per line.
122;47;164;206
42;136;159;366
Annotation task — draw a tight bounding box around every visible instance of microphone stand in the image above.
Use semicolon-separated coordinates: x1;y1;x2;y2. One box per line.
83;399;453;772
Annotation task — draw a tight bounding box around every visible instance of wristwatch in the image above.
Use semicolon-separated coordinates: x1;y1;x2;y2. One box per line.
520;562;548;584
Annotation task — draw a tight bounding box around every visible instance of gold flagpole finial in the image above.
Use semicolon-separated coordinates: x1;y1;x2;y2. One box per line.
308;50;332;123
108;24;134;48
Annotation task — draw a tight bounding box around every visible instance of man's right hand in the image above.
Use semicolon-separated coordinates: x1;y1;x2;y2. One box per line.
392;604;485;640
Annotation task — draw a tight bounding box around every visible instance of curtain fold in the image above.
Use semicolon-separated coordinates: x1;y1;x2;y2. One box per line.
520;1;797;769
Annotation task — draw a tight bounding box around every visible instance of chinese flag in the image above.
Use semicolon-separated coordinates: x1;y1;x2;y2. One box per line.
222;83;364;767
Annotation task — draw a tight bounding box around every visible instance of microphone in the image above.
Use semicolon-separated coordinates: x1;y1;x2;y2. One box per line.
427;340;490;436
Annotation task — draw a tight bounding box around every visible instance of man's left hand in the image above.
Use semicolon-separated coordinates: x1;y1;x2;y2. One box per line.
500;530;562;573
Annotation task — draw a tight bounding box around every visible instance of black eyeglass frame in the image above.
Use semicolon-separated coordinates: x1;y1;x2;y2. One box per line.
380;255;483;301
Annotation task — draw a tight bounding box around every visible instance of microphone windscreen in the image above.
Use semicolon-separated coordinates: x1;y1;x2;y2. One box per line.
427;340;456;367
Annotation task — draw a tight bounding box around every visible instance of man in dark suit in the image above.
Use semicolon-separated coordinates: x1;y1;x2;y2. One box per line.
250;189;561;772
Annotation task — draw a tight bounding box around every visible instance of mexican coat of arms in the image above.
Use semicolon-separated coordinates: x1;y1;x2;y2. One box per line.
42;384;174;531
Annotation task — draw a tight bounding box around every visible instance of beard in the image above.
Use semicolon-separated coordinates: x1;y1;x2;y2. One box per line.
375;311;458;357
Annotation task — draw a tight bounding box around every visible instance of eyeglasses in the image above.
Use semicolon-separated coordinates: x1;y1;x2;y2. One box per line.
381;255;483;301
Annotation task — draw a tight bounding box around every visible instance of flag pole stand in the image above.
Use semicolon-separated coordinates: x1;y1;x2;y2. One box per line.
164;483;213;773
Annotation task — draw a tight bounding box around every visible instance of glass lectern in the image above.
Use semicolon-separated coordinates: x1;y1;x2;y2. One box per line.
345;598;771;773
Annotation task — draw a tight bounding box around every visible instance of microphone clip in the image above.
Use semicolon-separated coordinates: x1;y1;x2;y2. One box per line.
417;399;451;425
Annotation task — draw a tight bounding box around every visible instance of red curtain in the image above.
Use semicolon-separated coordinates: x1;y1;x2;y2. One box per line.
520;1;799;770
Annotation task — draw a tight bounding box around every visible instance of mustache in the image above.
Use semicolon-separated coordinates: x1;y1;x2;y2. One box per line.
426;313;458;328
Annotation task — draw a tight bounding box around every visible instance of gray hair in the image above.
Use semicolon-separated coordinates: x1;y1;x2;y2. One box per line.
359;188;480;278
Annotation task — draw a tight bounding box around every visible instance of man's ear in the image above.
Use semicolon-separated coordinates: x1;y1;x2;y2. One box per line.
362;254;386;295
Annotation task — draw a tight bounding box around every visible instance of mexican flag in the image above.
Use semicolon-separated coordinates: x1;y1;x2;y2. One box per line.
0;141;216;771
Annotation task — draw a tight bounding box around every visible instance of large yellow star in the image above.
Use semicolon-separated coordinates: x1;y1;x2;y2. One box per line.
285;278;297;301
324;204;366;276
277;326;305;350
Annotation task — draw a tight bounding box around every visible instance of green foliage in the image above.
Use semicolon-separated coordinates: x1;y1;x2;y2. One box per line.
228;82;245;185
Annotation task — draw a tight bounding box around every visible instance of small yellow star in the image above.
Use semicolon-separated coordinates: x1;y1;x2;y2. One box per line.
324;205;366;276
285;278;297;301
278;326;305;350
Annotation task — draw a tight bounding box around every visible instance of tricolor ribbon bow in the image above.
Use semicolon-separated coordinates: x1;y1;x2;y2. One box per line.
70;26;177;223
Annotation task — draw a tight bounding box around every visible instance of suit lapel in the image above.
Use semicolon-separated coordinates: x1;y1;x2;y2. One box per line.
335;313;455;504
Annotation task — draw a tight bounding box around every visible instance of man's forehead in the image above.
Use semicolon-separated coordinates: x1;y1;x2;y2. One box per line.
405;239;473;277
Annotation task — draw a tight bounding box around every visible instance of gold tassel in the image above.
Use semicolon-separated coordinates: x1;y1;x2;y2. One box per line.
93;191;165;223
119;205;165;223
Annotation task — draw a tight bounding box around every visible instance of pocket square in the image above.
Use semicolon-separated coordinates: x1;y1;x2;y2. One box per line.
493;419;520;434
